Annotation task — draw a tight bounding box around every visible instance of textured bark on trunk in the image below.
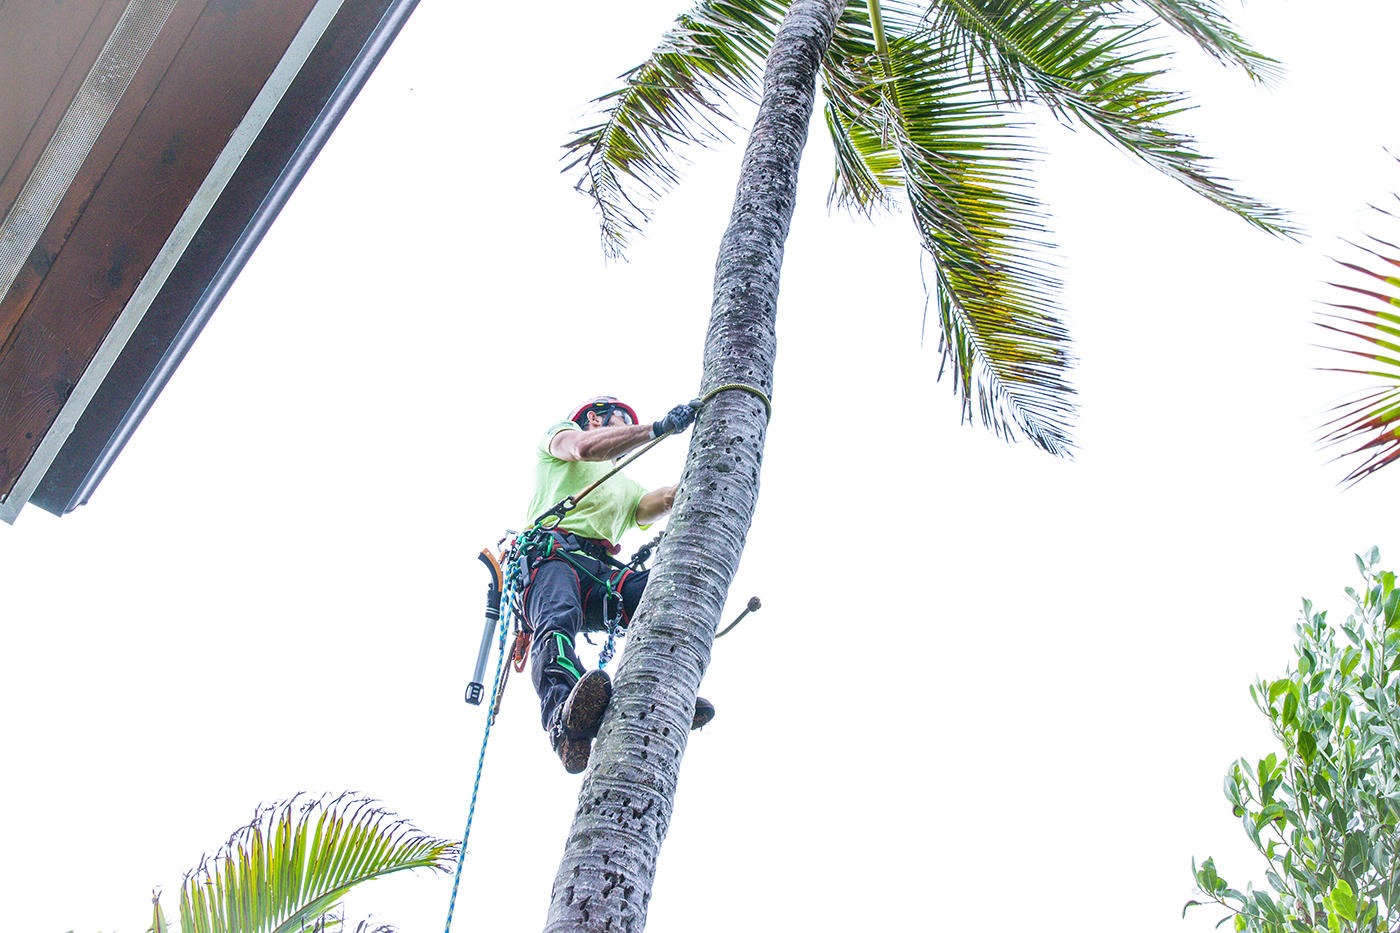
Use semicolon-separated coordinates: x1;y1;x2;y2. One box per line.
542;1;846;930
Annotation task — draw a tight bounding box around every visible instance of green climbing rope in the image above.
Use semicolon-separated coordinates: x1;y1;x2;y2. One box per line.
698;383;772;419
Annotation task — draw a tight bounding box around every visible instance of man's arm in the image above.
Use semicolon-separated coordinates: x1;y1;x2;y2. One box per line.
550;423;654;462
635;485;677;526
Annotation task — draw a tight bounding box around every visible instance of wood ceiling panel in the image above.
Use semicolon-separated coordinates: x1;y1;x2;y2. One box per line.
0;0;320;500
0;0;117;209
0;0;206;360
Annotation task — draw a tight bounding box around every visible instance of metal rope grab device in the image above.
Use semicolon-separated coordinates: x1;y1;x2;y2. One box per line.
463;384;771;707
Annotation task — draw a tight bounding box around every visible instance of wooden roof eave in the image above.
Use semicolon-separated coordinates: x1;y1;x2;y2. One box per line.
0;0;422;523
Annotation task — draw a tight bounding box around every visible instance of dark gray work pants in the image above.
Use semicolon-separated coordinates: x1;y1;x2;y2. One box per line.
524;554;648;728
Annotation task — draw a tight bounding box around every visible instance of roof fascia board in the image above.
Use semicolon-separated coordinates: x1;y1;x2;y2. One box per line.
32;0;424;516
0;0;347;524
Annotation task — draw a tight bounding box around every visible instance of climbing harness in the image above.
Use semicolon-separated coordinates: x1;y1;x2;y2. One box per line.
444;385;771;933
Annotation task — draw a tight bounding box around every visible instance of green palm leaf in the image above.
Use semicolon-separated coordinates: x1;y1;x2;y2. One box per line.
1318;204;1400;484
927;0;1292;236
1132;0;1282;84
825;5;1075;453
171;793;455;933
151;893;171;933
561;0;788;258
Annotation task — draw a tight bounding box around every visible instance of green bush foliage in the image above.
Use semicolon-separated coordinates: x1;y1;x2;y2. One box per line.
1188;548;1400;932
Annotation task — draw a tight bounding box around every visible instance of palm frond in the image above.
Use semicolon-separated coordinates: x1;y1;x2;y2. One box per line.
824;13;1076;454
173;793;456;933
1318;209;1400;485
924;0;1293;236
822;15;900;213
562;0;787;258
1130;0;1282;84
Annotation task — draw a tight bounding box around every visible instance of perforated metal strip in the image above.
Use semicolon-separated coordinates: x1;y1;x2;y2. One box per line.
0;0;179;304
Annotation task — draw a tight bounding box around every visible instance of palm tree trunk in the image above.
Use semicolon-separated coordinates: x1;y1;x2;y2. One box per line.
543;1;846;930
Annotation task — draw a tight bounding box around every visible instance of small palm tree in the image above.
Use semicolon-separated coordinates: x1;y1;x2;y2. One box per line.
140;793;455;933
1317;180;1400;484
546;2;1287;930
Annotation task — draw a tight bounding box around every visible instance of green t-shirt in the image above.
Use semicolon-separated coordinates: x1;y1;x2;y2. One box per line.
525;421;648;545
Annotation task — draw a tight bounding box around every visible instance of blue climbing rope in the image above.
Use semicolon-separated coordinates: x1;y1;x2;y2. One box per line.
439;520;669;930
443;560;515;933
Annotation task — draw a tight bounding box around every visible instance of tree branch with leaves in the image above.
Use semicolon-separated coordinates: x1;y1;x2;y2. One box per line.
1187;549;1400;933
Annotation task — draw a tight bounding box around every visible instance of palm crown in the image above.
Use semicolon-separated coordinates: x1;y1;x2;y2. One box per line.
563;0;1290;454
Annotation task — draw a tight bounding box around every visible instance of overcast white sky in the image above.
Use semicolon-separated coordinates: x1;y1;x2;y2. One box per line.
6;1;1400;931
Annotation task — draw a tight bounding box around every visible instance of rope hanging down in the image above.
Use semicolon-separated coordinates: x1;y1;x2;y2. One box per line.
443;559;515;933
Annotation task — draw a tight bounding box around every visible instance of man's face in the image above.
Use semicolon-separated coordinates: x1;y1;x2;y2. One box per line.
585;407;632;430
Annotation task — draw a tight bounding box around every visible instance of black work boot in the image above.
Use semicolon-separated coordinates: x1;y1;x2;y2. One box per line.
547;669;613;774
692;696;716;730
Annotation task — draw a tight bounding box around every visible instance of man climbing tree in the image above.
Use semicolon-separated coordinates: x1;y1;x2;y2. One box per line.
524;395;714;773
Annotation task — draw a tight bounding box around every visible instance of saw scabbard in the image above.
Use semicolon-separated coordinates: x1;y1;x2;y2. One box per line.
466;549;504;705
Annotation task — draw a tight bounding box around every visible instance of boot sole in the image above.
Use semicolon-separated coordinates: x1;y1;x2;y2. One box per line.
556;671;611;774
692;697;716;730
562;669;612;739
554;669;614;778
558;735;592;774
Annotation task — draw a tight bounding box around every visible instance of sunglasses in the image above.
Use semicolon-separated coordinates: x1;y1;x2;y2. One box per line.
584;404;633;426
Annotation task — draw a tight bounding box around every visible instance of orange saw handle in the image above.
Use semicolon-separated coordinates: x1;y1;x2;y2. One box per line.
466;549;504;705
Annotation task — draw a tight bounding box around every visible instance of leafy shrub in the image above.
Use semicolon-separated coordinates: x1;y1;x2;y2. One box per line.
1188;548;1400;932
